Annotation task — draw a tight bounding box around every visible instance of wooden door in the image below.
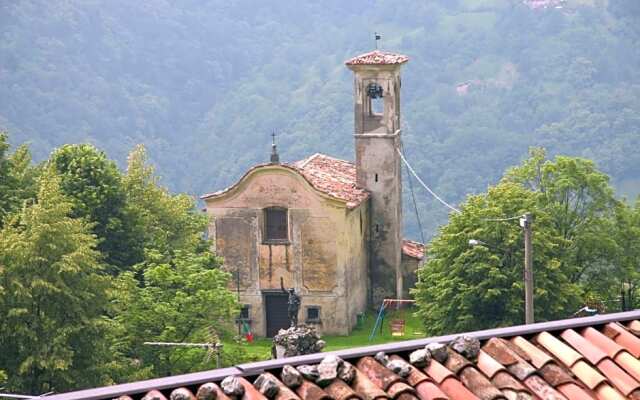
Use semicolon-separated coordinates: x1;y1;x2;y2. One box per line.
265;293;289;337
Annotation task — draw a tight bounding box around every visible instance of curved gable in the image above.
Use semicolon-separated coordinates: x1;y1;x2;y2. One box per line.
201;158;368;209
201;163;353;209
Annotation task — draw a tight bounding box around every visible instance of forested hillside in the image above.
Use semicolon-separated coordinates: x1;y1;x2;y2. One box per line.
2;0;639;239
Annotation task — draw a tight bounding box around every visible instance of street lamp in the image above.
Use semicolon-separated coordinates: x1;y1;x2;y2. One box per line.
469;212;534;324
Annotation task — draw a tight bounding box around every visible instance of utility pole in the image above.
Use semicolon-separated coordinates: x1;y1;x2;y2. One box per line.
520;212;534;324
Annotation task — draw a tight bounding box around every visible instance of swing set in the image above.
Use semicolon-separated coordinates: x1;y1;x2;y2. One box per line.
368;299;416;341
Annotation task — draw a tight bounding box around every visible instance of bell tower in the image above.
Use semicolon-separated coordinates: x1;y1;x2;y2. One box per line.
346;50;408;305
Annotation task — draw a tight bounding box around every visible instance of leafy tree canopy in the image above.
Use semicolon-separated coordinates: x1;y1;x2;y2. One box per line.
0;132;38;226
414;149;635;335
0;167;111;394
49;144;143;272
413;181;581;335
108;250;238;380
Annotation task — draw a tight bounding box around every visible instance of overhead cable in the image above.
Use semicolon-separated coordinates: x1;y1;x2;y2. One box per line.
396;147;461;214
482;215;523;222
399;140;426;245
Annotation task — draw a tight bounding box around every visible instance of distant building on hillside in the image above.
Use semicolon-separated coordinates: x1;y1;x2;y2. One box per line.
523;0;565;10
201;50;424;337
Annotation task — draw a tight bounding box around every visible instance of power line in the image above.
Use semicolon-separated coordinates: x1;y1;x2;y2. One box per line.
482;215;523;222
400;140;426;245
396;147;461;214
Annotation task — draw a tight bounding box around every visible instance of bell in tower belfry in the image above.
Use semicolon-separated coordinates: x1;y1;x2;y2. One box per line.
345;50;409;306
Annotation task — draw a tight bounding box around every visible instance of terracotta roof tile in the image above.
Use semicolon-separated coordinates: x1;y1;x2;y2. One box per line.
439;377;481;400
603;322;640;357
596;358;640;396
351;368;389;399
560;329;608;365
581;327;625;359
325;379;362;400
627;320;640;335
389;355;429;387
296;380;332;400
555;382;596;400
523;375;568;400
345;50;409;66
615;351;640;382
476;351;506;379
570;360;606;390
386;381;418;399
238;377;268;400
538;363;575;387
258;373;300;400
510;336;553;369
457;366;505;400
414;380;449;400
593;383;626;400
356;356;403;391
490;370;527;392
535;331;583;368
443;350;473;375
293;153;369;208
425;360;456;384
402;240;426;260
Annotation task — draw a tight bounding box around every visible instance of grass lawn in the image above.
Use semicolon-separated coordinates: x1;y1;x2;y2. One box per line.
227;308;425;362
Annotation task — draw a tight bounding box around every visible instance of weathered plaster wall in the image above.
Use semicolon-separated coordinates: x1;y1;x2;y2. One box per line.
400;255;421;300
204;166;368;336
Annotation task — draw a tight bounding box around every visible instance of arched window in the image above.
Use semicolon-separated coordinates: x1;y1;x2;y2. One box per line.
264;207;288;242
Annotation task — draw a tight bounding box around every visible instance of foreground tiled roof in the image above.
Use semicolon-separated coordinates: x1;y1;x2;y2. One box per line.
402;240;426;260
292;153;369;209
45;310;640;400
345;50;409;66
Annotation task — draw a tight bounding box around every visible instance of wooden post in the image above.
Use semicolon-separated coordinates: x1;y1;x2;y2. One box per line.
521;213;534;324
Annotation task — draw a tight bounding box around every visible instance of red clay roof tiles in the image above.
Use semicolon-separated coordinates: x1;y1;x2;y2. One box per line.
581;327;625;359
296;380;331;400
402;240;426;260
43;312;640;400
614;351;640;382
603;322;640;357
535;331;583;368
560;329;608;365
293;153;369;209
344;50;409;66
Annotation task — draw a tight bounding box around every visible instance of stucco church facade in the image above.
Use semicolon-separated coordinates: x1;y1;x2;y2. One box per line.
201;50;424;337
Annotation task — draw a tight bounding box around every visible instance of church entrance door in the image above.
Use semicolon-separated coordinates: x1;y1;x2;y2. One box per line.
264;292;289;337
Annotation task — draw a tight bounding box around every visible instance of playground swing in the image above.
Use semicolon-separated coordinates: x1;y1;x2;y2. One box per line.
368;299;415;341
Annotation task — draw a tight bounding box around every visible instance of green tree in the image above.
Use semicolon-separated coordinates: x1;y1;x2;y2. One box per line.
0;132;38;227
0;168;111;394
413;182;581;335
49;144;143;272
108;250;238;379
584;199;640;311
504;148;618;293
123;145;208;257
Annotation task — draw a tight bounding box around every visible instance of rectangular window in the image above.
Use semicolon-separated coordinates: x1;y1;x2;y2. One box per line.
239;305;250;320
265;207;288;242
306;306;321;323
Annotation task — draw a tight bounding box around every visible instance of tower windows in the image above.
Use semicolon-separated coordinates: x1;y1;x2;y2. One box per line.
264;207;288;242
374;173;379;182
366;82;384;116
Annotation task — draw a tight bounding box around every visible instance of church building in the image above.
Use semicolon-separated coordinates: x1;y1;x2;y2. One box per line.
201;50;424;337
